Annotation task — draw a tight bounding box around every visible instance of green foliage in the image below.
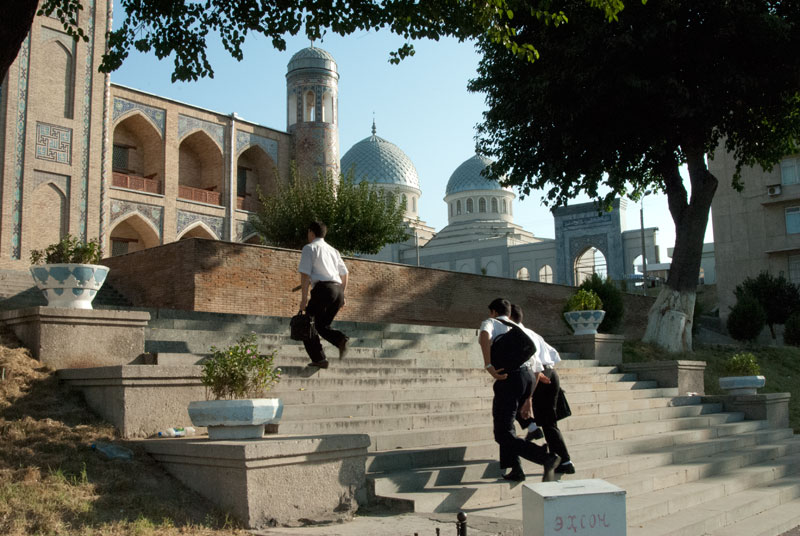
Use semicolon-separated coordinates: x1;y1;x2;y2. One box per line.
35;0;622;82
469;0;800;303
726;294;766;342
201;334;281;400
564;289;603;312
734;272;800;337
578;273;623;333
29;234;102;265
722;352;761;377
249;169;409;255
784;312;800;347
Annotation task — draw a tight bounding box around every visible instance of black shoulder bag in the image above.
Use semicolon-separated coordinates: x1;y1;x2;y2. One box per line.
290;311;316;341
490;319;536;372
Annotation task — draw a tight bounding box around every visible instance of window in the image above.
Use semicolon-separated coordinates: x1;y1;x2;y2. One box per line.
456;200;462;215
479;198;487;213
539;264;553;283
112;144;129;172
466;198;474;213
787;207;800;234
491;198;498;213
450;202;453;217
781;157;800;186
501;199;507;214
516;267;530;280
237;166;248;197
790;255;800;285
412;197;417;212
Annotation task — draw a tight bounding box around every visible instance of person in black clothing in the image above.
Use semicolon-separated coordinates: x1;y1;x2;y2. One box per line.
479;298;561;482
511;304;574;476
297;221;349;369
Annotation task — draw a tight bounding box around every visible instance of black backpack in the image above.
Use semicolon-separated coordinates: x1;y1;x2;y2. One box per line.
490;319;536;372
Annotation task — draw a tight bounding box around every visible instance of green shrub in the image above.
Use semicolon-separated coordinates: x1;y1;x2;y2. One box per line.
722;352;761;376
201;333;282;400
29;234;102;265
564;289;603;312
785;312;800;347
735;272;800;338
726;294;766;342
579;273;624;333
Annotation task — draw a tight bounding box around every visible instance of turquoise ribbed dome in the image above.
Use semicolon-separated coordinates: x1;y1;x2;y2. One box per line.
341;132;420;190
287;46;337;74
445;155;502;195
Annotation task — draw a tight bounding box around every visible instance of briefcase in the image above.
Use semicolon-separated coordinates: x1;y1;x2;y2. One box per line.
290;311;315;341
556;388;572;420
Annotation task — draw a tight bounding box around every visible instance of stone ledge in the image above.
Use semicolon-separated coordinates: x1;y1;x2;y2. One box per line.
1;307;150;369
139;434;370;528
702;392;791;429
548;334;625;365
619;360;707;395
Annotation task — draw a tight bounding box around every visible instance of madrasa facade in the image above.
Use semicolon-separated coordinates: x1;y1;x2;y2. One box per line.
0;9;658;284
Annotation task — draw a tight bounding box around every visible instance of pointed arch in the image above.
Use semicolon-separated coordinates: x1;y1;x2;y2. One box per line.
574;247;608;285
303;90;316;121
178;221;218;240
516;267;530;281
538;264;553;283
112;112;164;194
491;198;499;213
479;197;487;213
179;130;224;205
236;145;278;211
29;182;68;255
109;212;161;255
37;39;74;118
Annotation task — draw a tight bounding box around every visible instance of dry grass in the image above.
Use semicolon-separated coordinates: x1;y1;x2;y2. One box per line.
0;327;247;536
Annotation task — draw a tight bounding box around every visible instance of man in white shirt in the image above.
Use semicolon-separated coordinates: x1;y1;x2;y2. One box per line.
298;221;349;369
511;304;574;476
479;298;561;482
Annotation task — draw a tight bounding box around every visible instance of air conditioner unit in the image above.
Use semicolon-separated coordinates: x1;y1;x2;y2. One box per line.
767;185;782;197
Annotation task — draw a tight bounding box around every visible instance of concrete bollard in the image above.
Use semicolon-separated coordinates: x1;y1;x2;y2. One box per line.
523;479;626;536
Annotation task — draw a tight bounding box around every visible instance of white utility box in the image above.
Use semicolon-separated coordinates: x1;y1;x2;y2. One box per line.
522;479;626;536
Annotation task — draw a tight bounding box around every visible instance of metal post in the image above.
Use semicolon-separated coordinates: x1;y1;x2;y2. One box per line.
456;511;467;536
640;201;648;295
415;229;420;266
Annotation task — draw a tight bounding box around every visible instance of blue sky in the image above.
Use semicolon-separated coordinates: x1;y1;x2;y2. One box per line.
109;22;714;262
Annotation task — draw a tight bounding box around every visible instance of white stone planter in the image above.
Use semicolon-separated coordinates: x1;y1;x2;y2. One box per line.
718;375;766;396
29;263;109;310
188;398;283;440
564;310;606;336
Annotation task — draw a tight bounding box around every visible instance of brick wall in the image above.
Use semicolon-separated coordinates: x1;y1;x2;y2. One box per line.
102;238;655;339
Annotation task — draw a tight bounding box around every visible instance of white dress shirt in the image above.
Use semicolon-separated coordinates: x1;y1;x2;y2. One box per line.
519;322;561;367
480;316;544;373
298;238;348;286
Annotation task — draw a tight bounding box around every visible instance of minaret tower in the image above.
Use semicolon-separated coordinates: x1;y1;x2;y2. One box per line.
286;46;340;180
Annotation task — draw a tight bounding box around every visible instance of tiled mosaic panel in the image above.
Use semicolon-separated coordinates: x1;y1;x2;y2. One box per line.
35;122;72;164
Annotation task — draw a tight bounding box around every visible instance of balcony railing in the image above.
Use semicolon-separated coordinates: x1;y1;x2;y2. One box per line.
112;171;162;194
236;195;260;213
178;185;221;206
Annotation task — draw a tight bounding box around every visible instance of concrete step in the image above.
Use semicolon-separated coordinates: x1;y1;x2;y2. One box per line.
706;484;800;536
628;449;800;536
369;430;800;515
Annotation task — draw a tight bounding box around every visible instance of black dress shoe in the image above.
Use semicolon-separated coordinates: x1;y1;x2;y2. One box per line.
525;427;544;441
308;360;329;369
542;453;561;482
337;338;349;360
555;462;576;474
502;467;526;482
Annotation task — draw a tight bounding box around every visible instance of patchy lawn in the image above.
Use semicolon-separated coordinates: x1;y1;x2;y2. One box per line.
0;326;247;536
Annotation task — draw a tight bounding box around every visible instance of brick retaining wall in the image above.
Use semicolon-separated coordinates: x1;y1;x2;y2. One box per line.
102;238;655;339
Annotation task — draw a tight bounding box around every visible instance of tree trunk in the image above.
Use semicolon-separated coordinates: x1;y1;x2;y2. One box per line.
642;145;718;352
0;0;38;83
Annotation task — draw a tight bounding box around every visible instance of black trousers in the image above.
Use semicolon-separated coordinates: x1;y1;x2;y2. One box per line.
303;281;347;363
531;367;571;463
492;367;550;470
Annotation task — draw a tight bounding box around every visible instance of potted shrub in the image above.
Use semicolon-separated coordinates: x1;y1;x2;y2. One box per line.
188;333;283;440
563;288;605;336
718;352;765;395
29;234;107;310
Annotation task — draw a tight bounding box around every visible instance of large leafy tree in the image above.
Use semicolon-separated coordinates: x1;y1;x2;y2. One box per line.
470;0;800;352
250;169;409;255
2;0;625;83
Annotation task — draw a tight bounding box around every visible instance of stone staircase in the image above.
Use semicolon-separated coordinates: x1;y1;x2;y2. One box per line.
0;268;131;309
138;309;800;535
